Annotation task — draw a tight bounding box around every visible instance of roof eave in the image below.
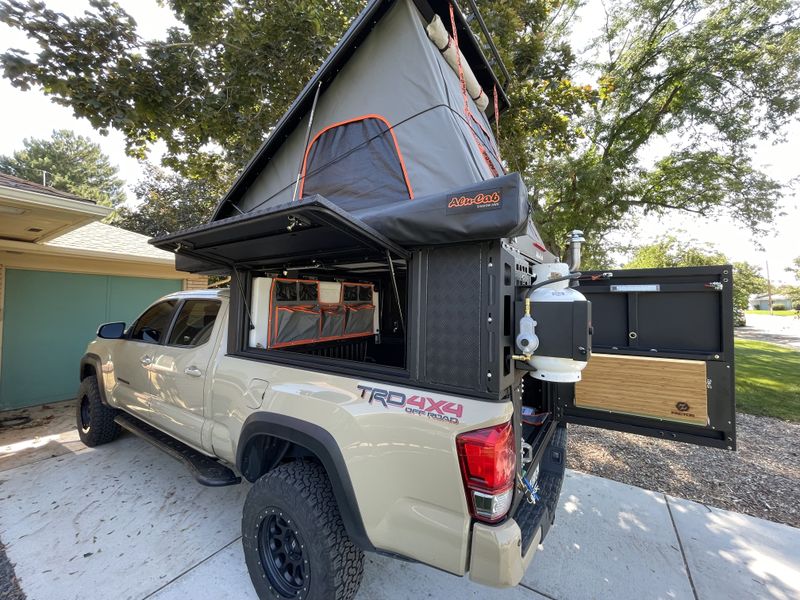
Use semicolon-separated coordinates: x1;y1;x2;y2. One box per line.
0;237;176;267
0;184;110;217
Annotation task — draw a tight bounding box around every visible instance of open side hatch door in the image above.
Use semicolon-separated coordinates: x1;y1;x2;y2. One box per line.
563;265;735;449
150;195;410;273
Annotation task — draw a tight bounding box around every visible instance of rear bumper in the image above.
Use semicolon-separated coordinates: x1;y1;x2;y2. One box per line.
468;424;567;588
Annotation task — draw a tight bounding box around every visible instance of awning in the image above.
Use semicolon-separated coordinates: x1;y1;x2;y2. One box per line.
150;195;410;274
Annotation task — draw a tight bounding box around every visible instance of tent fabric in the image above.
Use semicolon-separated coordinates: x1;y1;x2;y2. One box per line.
152;1;544;272
425;14;488;111
217;0;503;217
353;172;529;246
299;115;413;209
209;0;509;222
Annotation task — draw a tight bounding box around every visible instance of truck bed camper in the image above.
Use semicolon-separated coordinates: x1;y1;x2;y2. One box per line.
65;1;741;598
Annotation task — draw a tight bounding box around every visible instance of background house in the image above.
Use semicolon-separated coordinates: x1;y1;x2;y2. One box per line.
749;293;793;311
0;173;205;411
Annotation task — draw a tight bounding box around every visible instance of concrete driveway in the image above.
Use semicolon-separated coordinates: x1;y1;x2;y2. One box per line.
736;313;800;349
1;402;799;600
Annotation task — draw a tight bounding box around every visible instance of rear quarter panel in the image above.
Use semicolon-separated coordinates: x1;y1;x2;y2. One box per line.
208;354;513;576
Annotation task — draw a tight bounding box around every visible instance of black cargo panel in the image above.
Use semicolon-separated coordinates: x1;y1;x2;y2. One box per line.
151;196;409;273
564;266;736;449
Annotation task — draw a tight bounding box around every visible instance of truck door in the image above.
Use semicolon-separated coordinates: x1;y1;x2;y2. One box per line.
114;299;179;418
563;265;736;449
149;298;224;449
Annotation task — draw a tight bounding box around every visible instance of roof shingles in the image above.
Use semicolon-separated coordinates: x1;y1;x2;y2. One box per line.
0;172;96;204
46;221;174;261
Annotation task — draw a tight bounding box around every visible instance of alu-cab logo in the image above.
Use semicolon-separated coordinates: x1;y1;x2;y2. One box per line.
446;190;501;213
358;384;463;424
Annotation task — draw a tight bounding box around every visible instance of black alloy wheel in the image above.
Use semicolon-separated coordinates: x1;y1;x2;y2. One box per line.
79;396;92;432
75;375;120;447
258;508;308;598
242;461;364;600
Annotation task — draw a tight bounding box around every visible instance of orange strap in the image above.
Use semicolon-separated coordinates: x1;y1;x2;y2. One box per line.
449;3;498;178
493;85;502;163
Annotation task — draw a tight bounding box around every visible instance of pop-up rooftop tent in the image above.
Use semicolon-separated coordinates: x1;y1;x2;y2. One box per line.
153;0;551;273
151;0;552;399
213;0;508;218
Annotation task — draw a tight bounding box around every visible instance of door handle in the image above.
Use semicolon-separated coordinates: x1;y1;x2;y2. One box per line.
140;355;153;367
184;366;203;377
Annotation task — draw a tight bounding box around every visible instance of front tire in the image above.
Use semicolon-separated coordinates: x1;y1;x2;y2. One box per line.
242;461;364;600
76;375;120;447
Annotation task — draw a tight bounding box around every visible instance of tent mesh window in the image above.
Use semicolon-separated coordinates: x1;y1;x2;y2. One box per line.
300;115;413;210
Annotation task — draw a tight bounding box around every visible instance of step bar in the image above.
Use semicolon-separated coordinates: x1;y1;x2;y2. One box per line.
115;413;241;487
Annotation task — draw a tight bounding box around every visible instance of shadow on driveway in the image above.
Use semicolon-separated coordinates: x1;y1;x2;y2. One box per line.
0;540;25;600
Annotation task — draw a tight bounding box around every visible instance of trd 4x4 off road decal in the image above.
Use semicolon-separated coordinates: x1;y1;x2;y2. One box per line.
358;385;463;424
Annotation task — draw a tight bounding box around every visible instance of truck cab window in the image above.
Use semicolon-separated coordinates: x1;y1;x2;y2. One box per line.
168;300;221;347
129;300;177;343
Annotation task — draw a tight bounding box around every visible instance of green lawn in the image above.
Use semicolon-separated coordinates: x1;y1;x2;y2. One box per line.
745;309;796;316
735;338;800;421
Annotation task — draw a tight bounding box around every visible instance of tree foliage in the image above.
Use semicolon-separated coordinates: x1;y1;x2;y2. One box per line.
0;0;365;177
775;285;800;308
732;261;768;314
0;129;125;206
467;0;593;181
1;0;798;247
116;163;228;237
625;235;726;268
486;0;799;251
786;256;800;281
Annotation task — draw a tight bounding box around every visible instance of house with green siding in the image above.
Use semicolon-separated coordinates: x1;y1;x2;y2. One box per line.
0;173;205;411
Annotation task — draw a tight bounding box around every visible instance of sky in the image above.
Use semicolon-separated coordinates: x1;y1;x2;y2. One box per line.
0;0;798;283
0;0;178;197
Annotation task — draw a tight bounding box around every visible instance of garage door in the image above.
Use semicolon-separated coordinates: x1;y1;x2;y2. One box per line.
0;269;182;410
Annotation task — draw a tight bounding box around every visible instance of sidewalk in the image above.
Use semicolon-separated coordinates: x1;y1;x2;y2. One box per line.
0;410;798;599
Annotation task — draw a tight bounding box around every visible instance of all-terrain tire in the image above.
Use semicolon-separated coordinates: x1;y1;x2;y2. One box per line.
76;375;120;447
242;460;365;600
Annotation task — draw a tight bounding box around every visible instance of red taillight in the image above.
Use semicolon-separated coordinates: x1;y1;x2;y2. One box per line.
456;421;516;523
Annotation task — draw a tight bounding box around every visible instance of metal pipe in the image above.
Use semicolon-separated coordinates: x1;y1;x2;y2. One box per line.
292;82;322;202
566;230;585;272
386;250;405;333
464;0;511;88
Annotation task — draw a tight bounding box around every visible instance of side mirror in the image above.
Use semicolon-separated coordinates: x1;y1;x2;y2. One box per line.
97;322;126;339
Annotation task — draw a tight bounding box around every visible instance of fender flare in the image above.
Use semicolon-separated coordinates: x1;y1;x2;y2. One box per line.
237;412;375;552
79;353;111;407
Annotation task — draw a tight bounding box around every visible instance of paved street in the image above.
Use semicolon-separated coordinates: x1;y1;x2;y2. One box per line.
0;404;798;600
736;313;800;349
